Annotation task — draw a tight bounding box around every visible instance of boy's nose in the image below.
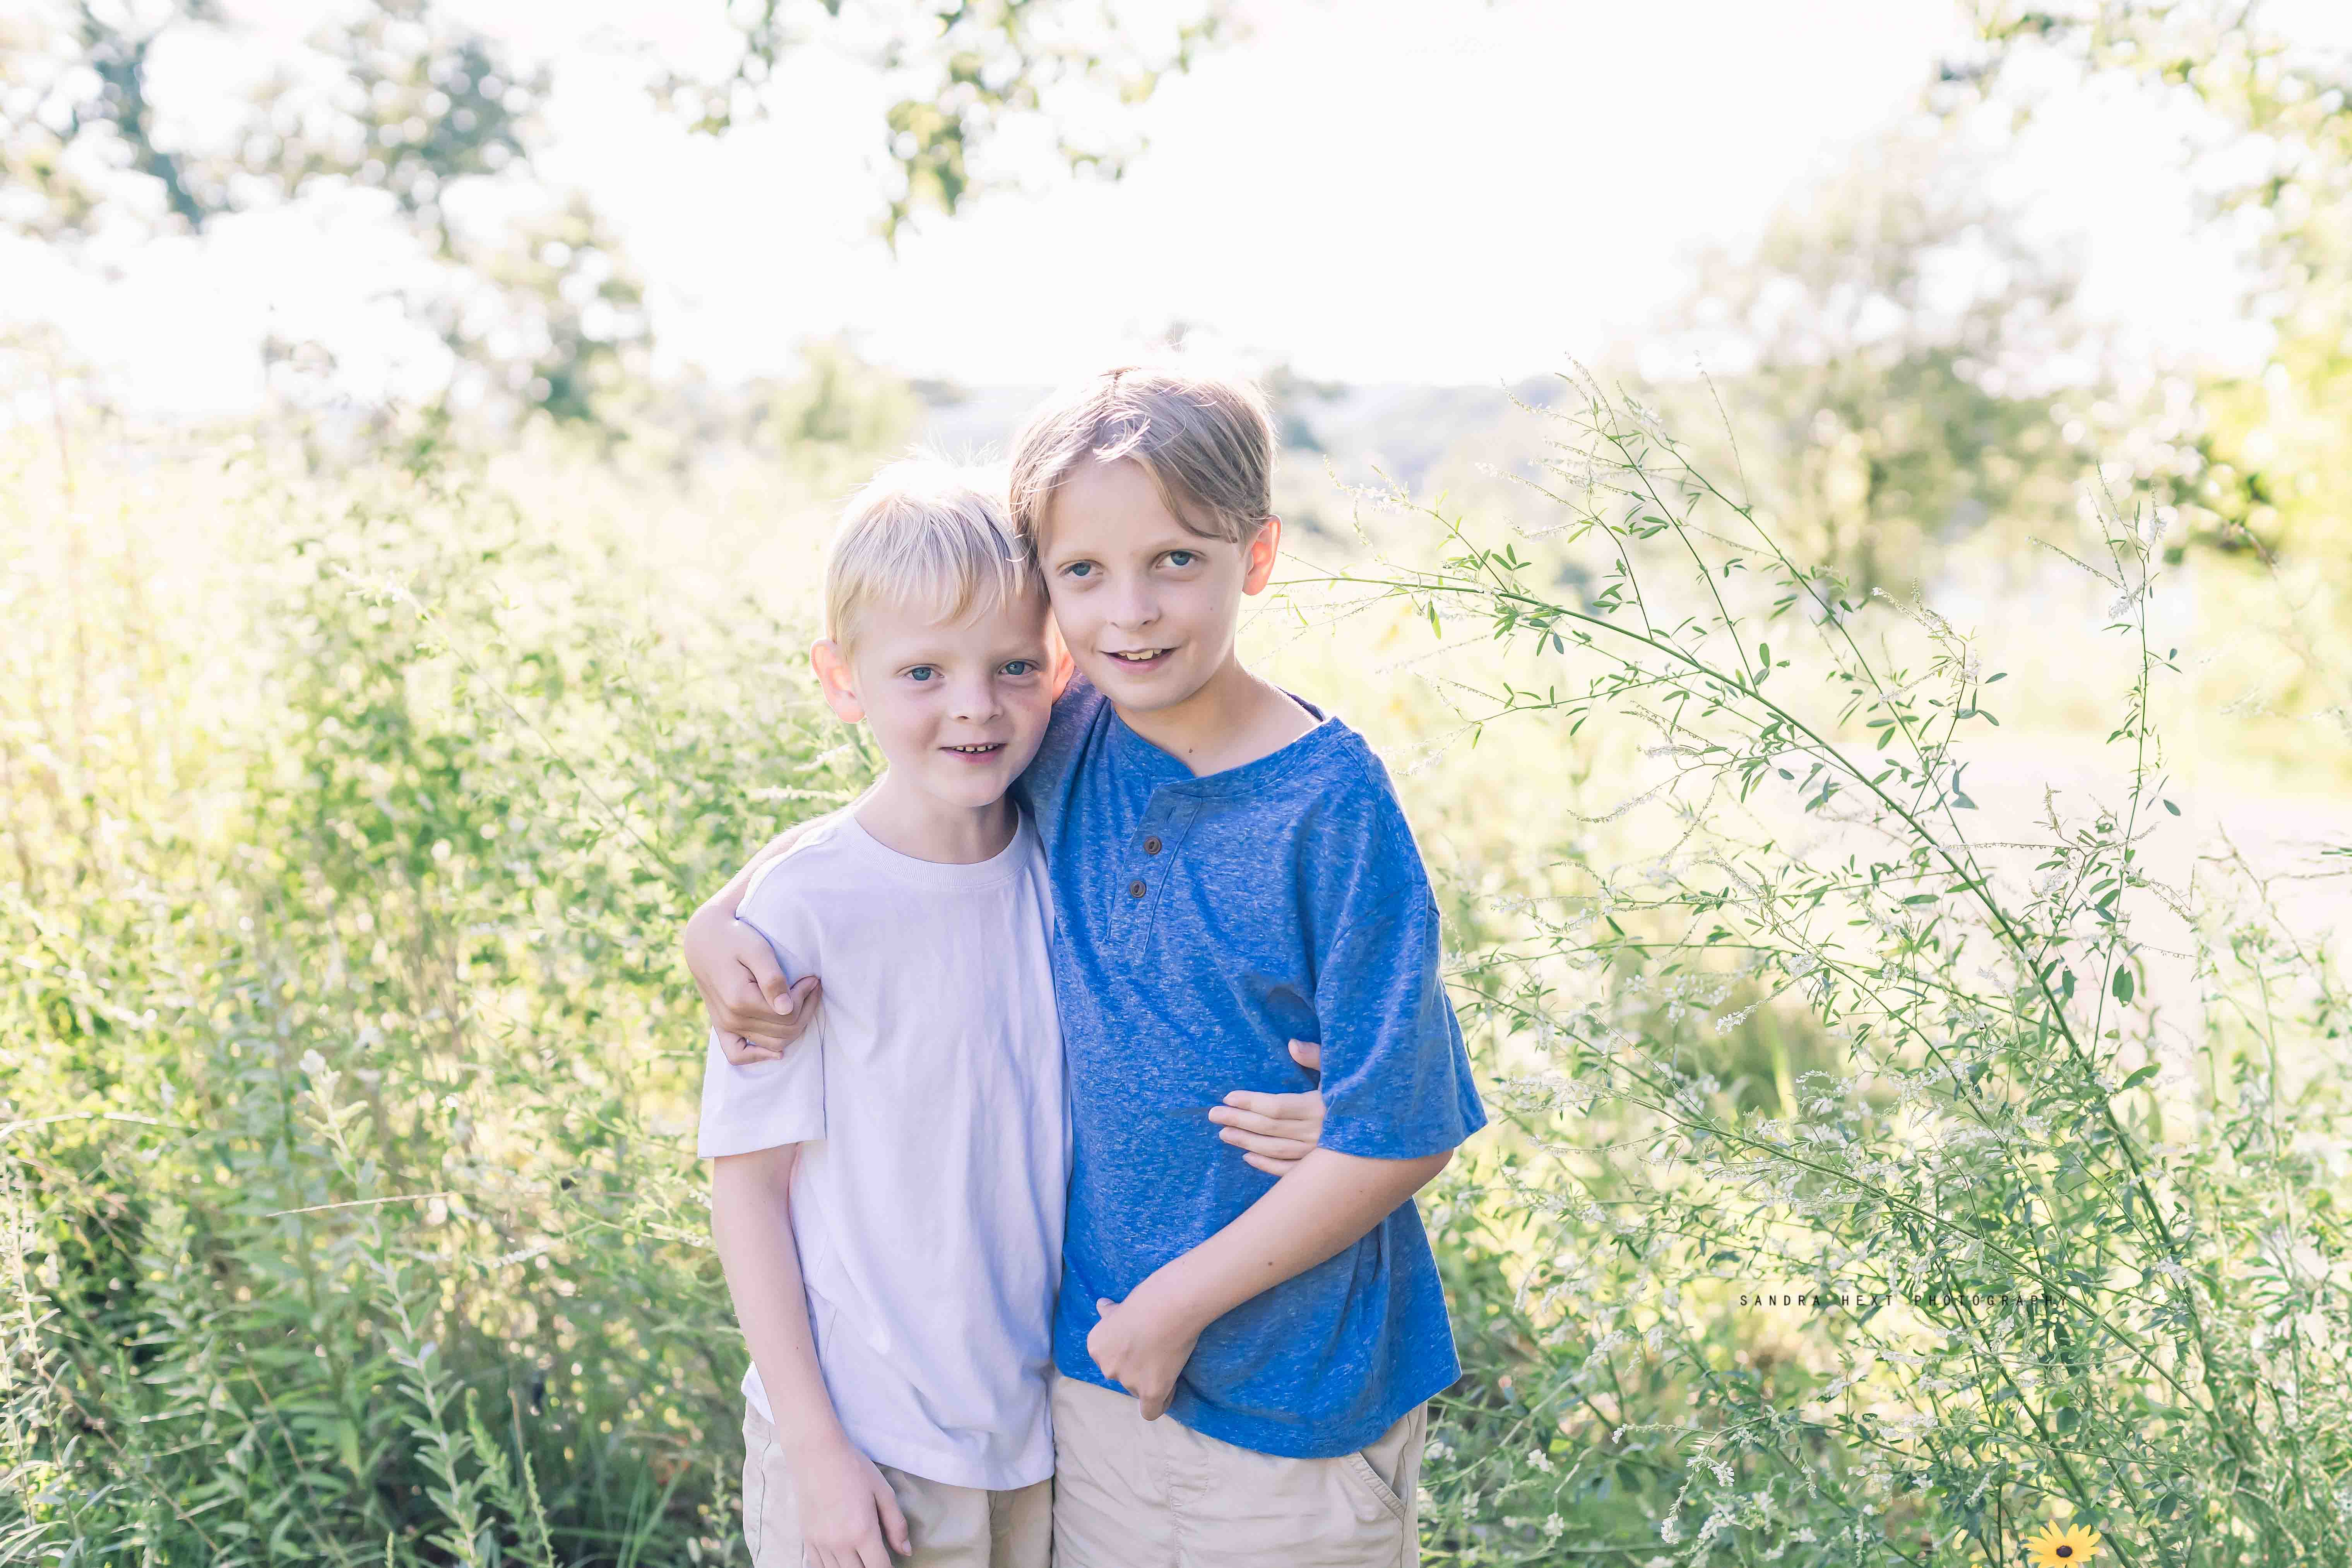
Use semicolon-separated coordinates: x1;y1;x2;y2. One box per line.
1109;583;1160;629
949;676;1000;721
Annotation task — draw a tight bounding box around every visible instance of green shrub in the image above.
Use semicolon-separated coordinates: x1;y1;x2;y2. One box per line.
4;386;2345;1567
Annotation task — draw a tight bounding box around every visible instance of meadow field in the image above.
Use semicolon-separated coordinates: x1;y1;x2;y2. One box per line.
5;371;2347;1567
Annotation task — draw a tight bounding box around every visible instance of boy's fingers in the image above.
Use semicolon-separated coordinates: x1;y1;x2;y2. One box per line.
1244;1151;1305;1176
1217;1126;1313;1159
1209;1102;1280;1134
875;1479;911;1555
1204;1100;1317;1133
719;1034;782;1065
742;944;790;1008
716;983;794;1041
720;979;816;1047
1288;1038;1323;1074
1212;1098;1317;1135
781;973;822;1019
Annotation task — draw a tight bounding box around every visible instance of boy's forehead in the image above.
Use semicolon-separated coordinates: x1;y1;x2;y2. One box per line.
855;591;1051;654
1038;459;1218;558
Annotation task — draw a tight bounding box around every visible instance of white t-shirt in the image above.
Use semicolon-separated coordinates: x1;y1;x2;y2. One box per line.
697;810;1067;1491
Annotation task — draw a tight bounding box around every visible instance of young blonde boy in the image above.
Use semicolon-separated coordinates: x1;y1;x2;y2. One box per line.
696;373;1485;1566
698;460;1329;1568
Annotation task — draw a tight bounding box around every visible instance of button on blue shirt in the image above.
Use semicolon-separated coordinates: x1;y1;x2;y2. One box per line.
1015;676;1488;1459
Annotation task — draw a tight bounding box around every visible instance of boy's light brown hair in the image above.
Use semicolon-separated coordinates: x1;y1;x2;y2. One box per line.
1006;365;1275;555
824;456;1039;655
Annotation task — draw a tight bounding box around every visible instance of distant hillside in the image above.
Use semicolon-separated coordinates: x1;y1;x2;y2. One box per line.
910;376;1566;496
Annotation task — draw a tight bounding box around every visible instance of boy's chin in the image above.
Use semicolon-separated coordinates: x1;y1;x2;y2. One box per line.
901;750;1039;809
907;776;1019;813
1085;655;1204;710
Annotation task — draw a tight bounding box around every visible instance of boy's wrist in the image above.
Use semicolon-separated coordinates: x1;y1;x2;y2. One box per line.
1126;1258;1222;1339
772;1412;858;1465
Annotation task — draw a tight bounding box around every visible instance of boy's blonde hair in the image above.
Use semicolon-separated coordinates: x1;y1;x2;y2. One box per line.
1007;365;1275;553
825;457;1037;654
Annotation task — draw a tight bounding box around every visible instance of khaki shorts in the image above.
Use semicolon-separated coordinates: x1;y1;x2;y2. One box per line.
741;1410;1051;1568
1049;1373;1425;1568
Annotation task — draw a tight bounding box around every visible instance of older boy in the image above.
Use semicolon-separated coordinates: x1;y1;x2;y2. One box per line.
693;370;1486;1567
699;460;1325;1568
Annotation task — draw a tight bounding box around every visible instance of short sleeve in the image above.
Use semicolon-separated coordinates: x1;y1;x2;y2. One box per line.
694;908;826;1159
1310;805;1489;1162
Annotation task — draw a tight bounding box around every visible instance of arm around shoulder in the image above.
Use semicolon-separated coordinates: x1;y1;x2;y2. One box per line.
685;808;848;1060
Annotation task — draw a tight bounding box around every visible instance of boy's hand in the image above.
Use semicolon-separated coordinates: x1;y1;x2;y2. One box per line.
1087;1293;1203;1421
688;913;820;1064
789;1433;911;1568
1208;1039;1325;1176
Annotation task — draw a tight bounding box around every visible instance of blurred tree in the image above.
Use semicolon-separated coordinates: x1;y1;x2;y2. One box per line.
1649;128;2099;595
1945;0;2352;565
655;0;1229;248
0;0;1227;424
1262;360;1345;454
760;337;922;483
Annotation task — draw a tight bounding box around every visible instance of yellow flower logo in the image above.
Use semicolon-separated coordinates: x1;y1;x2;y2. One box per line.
2024;1522;2101;1565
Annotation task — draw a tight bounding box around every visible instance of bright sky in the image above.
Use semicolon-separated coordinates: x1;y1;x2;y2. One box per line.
10;0;2341;410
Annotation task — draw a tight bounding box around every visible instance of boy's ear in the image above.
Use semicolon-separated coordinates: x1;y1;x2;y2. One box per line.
810;639;865;722
1241;516;1283;596
1047;640;1076;699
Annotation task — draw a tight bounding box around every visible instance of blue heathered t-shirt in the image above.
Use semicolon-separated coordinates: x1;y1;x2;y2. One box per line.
1013;676;1488;1460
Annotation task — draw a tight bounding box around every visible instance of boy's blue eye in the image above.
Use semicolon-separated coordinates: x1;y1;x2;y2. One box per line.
907;666;938;682
1166;550;1199;568
1003;659;1037;677
1065;562;1095;579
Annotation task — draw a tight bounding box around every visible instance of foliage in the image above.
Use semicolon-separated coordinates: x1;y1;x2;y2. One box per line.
6;349;2348;1564
1947;0;2352;567
1648;127;2100;597
651;0;1230;247
1315;370;2352;1565
1;0;1227;422
0;414;870;1563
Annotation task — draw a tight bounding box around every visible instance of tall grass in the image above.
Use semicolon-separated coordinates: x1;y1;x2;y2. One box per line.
2;419;866;1563
1343;371;2352;1565
3;384;2347;1566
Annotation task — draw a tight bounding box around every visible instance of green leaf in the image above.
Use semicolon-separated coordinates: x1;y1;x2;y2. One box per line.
2118;1063;2159;1092
2113;967;2135;1004
2163;799;2180;816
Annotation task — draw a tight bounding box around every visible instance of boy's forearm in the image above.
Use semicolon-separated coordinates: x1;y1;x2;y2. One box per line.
709;1152;853;1460
1131;1145;1453;1333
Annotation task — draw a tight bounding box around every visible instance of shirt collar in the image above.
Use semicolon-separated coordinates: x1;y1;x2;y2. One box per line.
1108;690;1350;799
